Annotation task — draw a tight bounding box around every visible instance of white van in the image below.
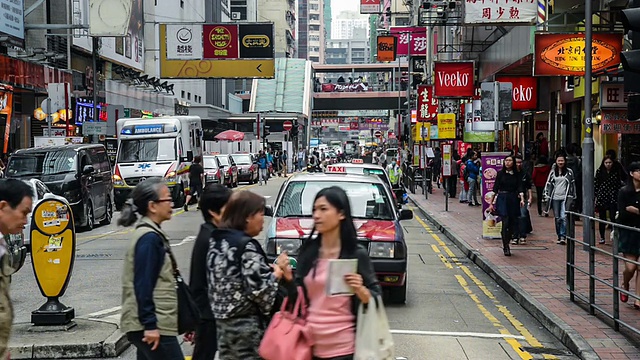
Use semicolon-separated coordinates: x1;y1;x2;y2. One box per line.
113;116;203;209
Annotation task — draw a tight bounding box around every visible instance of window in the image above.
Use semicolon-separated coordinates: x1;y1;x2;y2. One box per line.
187;92;191;100
310;4;318;10
7;150;77;177
117;138;177;162
181;90;186;99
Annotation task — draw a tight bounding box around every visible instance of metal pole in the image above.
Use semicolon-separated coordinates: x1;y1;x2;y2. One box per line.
494;81;500;151
92;36;99;143
47;98;52;135
398;57;401;142
582;0;595;254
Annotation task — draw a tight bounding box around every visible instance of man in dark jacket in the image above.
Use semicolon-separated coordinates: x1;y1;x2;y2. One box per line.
188;184;233;360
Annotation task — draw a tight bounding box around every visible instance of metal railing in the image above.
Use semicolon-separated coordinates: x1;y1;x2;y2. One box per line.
566;211;640;337
402;165;432;198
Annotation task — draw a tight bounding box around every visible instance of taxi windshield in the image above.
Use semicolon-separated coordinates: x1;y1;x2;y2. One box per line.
276;181;394;220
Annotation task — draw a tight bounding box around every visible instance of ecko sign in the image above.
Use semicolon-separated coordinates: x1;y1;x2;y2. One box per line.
434;62;475;98
496;76;537;110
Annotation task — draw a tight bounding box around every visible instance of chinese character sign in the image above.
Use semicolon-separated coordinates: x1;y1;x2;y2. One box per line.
360;0;381;14
437;113;456;139
534;33;623;76
203;24;239;59
166;24;203;60
464;0;537;24
417;85;438;121
390;27;427;56
600;84;628;109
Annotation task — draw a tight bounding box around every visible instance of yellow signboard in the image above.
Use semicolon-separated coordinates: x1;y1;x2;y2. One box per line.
160;24;275;79
31;197;75;298
437;113;456;139
412;122;430;142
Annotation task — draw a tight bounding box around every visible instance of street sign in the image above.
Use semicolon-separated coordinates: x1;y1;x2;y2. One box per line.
82;122;107;135
374;130;383;138
283;121;293;131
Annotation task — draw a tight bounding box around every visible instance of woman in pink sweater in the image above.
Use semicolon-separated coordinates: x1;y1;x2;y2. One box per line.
285;186;381;360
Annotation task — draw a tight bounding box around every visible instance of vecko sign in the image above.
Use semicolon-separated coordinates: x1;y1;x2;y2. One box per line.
496;76;537;110
434;62;475;98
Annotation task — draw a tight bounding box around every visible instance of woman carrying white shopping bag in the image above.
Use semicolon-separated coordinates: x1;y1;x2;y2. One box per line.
282;186;384;360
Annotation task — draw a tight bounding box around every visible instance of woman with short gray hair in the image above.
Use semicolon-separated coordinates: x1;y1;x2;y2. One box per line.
118;178;183;360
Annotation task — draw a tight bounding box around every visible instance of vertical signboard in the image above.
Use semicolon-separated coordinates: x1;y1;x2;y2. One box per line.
360;0;381;14
376;36;397;62
434;62;475;98
481;152;510;239
166;24;204;60
442;144;452;177
0;85;13;154
417;85;438;121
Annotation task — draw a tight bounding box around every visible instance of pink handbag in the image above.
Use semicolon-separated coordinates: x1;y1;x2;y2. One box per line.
259;286;314;360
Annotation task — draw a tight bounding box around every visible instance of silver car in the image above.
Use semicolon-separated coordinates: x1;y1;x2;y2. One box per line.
22;179;52;251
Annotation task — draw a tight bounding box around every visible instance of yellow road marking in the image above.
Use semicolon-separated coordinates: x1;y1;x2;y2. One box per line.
411;206;558;360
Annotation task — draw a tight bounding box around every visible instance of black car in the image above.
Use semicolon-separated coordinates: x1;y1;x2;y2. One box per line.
6;144;114;231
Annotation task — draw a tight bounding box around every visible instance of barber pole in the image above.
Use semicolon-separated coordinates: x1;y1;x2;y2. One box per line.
537;0;547;31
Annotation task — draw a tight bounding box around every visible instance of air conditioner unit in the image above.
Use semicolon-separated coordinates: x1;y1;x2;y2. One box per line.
231;12;241;20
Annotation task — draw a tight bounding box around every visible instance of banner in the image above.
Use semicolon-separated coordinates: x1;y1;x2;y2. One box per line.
464;0;537;24
464;131;496;143
390;27;427;56
376;35;397;62
437;113;456;139
434;62;475;98
417;85;437;121
481;152;510;239
0;85;13;154
534;33;623;76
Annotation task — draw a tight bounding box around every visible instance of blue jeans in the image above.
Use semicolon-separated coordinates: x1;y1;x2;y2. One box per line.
126;331;184;360
467;178;478;204
551;199;566;239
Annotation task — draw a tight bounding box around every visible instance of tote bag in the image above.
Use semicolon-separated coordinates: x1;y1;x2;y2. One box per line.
355;296;394;360
259;286;313;360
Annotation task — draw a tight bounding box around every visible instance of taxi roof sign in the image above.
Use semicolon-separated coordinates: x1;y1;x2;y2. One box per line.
326;165;347;173
352;159;363;164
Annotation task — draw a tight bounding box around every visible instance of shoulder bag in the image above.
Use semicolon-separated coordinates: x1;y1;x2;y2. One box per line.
165;244;201;335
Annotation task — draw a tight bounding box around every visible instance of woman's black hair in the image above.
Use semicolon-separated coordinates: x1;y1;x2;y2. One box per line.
300;186;359;256
117;178;166;227
499;155;515;173
554;153;568;176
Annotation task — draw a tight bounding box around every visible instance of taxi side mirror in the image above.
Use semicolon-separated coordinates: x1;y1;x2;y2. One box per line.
264;205;274;217
399;209;413;221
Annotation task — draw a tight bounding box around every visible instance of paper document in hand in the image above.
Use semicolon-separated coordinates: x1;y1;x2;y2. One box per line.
326;259;358;296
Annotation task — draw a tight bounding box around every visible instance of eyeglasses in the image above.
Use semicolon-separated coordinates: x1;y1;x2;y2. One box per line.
154;198;174;204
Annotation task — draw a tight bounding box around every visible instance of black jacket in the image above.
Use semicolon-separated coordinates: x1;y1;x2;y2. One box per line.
285;239;381;317
189;222;216;320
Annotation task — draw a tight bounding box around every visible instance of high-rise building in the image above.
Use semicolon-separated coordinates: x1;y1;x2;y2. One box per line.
331;11;369;40
324;0;332;40
298;0;325;63
259;0;297;57
230;0;259;21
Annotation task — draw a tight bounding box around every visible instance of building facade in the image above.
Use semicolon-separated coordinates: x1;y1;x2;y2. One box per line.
259;0;297;58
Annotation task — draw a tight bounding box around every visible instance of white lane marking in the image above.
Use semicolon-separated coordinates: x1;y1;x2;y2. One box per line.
390;330;526;340
77;230;117;241
84;306;121;318
264;196;271;199
171;235;196;247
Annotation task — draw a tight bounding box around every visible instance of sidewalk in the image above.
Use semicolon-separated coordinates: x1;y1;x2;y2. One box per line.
408;189;640;360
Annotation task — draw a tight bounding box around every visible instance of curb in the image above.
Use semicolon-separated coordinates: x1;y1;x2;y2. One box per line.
409;198;601;360
9;327;128;359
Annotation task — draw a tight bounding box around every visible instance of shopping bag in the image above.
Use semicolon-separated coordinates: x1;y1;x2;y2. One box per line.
355;296;394;360
258;286;313;360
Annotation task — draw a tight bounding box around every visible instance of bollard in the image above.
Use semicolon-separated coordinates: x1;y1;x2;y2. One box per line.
30;194;76;326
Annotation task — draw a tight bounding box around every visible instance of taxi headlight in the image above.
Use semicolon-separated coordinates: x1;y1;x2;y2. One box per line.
276;239;302;256
368;242;395;258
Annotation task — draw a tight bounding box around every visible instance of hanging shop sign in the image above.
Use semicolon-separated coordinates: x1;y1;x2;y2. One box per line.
434;62;475;98
390;27;427;56
496;76;537;110
417;85;438;121
360;0;381;14
376;35;397;62
437;113;456;139
600;83;627;109
600;111;640;134
464;0;537;24
534;33;623;76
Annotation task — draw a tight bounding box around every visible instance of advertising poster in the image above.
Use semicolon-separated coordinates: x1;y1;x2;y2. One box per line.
481;152;510;239
437;113;456;139
239;24;274;59
203;24;239;59
376;35;397;62
0;85;13;154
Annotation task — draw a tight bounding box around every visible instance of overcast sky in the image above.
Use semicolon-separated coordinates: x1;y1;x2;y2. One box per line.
331;0;359;16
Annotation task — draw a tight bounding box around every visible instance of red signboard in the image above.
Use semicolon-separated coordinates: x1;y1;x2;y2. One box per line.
203;24;239;59
360;0;380;14
600;111;640;134
434;62;475;98
390;27;427;56
496;76;538;110
417;85;438;121
534;33;623;76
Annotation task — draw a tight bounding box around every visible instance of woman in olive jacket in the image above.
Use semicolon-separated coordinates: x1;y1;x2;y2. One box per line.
285;186;382;360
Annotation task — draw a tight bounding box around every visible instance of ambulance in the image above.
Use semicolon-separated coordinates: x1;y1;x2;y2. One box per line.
113;116;203;210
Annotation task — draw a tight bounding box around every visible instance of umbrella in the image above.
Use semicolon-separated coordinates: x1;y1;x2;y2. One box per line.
214;130;245;141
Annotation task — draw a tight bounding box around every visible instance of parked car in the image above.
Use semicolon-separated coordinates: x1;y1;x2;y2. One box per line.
230;153;258;184
203;155;224;185
6;144;114;231
214;154;238;188
21;179;52;251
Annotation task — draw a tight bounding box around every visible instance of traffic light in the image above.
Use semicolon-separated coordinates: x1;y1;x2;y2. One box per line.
263;125;270;138
290;121;298;137
621;0;640;120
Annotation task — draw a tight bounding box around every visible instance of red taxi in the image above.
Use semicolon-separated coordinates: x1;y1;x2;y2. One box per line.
265;167;413;303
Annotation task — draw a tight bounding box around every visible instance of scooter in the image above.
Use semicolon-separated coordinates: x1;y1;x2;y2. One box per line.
307;163;322;173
